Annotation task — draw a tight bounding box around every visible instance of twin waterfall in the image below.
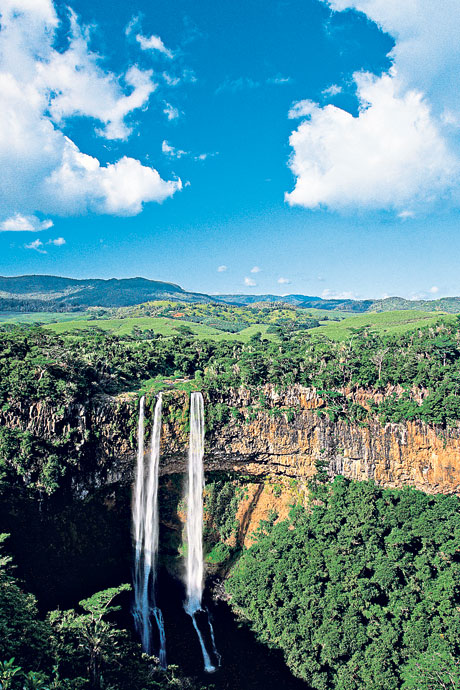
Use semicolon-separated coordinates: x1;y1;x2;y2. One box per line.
132;391;219;673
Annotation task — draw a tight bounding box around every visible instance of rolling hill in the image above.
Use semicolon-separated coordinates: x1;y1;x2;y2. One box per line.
2;274;460;314
0;275;216;311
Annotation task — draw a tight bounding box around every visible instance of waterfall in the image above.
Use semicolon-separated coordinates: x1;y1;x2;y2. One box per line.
132;394;167;669
185;392;205;612
184;392;217;673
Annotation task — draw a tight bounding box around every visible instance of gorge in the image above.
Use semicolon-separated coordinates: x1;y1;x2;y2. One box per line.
1;323;460;690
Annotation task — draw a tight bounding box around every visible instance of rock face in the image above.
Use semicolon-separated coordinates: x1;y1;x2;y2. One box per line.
2;385;460;495
154;386;460;496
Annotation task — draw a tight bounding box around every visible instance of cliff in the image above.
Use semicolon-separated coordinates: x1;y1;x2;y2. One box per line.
1;385;459;496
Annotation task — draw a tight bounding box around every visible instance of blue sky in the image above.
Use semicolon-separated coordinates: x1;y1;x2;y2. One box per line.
1;0;460;299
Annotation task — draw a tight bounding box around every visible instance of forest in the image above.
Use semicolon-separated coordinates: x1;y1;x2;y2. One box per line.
227;472;460;690
2;317;460;426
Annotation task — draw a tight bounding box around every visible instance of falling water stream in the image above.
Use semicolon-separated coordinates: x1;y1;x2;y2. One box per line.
132;394;167;668
184;392;219;673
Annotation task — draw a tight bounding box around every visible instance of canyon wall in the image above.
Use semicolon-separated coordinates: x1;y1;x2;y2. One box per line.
2;385;460;495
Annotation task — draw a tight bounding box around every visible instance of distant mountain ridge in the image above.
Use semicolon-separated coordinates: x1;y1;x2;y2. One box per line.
1;275;460;313
216;293;375;311
0;275;215;310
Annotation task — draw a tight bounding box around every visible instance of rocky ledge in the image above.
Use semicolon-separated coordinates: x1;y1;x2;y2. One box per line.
2;385;460;495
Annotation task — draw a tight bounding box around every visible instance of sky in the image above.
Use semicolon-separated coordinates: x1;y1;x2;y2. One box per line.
1;0;460;299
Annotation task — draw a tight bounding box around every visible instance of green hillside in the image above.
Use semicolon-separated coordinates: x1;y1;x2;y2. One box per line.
309;310;456;340
44;315;276;342
371;296;460;313
4;305;454;343
4;274;460;315
0;274;216;311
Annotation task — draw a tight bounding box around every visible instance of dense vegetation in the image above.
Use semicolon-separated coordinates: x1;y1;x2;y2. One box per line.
0;535;199;690
87;301;328;333
0;276;209;311
203;475;244;565
3;317;460;418
227;473;460;690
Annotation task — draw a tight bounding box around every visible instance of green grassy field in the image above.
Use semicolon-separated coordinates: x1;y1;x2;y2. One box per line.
308;310;456;341
0;311;90;324
43;315;276;342
1;309;454;343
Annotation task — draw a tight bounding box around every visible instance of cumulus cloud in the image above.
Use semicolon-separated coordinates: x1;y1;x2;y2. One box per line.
250;266;261;273
217;265;227;272
25;238;46;253
277;277;291;284
286;0;460;211
0;0;181;222
0;213;53;231
36;9;156;142
244;277;257;287
286;73;455;209
47;237;65;245
429;285;439;294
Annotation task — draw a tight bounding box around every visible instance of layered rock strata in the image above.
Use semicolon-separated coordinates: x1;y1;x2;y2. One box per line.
2;385;459;495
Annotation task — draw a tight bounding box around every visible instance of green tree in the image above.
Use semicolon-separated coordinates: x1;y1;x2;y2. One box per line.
0;536;51;672
402;648;460;689
48;585;131;690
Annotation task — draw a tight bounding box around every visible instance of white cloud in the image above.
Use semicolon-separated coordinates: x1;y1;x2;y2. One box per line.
162;140;187;158
136;33;173;59
288;100;316;119
322;83;342;96
162;140;217;163
287;0;460;211
0;1;181;221
277;277;291;284
250;266;261;273
286;73;456;210
162;72;180;86
244;277;257;287
217;265;227;272
47;237;65;245
429;285;439;294
36;10;156;142
44;144;181;215
0;213;53;231
163;102;180;120
25;238;46;253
